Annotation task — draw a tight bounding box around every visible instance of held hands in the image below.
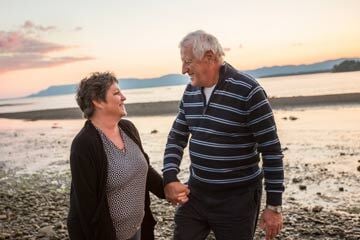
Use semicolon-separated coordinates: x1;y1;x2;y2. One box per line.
259;208;283;240
164;182;190;205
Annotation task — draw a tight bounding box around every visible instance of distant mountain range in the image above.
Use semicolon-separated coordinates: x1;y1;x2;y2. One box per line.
27;74;190;98
27;58;360;98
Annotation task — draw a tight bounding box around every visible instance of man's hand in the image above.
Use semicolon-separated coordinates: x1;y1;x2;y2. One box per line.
164;182;190;205
259;208;283;240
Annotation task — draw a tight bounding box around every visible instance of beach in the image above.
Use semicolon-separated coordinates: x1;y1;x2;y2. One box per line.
1;100;360;239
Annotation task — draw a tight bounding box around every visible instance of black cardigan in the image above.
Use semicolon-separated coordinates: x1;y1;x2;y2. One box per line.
67;119;165;240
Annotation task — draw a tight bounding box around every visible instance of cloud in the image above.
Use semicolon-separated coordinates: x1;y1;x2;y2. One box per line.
239;44;243;49
223;47;231;52
21;20;57;32
292;42;303;47
0;54;94;74
0;31;67;53
74;27;83;31
0;21;93;74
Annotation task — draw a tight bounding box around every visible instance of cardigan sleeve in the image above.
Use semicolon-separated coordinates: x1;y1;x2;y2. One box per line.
69;142;98;240
146;158;165;199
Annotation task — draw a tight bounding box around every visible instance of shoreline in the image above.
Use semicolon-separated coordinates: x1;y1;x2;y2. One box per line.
0;92;359;120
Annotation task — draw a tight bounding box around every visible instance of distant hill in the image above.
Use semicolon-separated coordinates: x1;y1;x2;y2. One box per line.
245;58;360;78
27;58;360;98
27;74;190;98
332;60;360;73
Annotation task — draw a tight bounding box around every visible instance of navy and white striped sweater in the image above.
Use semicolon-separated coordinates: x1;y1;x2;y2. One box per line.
162;63;284;205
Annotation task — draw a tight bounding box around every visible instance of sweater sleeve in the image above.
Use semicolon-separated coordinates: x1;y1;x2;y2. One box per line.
246;85;285;206
162;99;190;185
69;143;98;240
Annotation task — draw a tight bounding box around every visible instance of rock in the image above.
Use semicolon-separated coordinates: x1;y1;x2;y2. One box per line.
0;214;7;220
340;152;346;156
299;185;307;190
151;129;158;134
312;206;323;213
282;117;288;120
38;226;56;237
292;177;302;183
282;147;289;151
55;221;65;230
357;166;360;171
339;187;344;192
289;116;298;121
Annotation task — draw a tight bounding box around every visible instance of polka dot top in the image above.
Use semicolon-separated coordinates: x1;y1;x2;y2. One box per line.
97;126;148;240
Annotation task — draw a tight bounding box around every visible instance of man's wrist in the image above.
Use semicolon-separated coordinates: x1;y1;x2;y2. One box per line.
266;204;282;213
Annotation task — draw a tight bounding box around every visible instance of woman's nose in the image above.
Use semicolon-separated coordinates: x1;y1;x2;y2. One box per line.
121;93;126;101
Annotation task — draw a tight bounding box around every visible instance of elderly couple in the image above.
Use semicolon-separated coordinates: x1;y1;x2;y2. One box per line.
67;30;284;240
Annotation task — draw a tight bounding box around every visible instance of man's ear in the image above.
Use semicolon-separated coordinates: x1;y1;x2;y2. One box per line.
204;50;216;63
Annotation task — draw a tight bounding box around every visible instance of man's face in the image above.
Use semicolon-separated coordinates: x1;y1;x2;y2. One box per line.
181;46;215;87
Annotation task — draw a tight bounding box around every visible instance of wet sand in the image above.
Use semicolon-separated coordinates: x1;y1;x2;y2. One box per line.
0;104;360;239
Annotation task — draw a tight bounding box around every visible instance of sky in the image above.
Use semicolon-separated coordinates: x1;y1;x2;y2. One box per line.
0;0;360;98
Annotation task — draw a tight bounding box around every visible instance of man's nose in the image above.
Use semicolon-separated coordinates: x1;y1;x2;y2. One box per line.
182;63;189;75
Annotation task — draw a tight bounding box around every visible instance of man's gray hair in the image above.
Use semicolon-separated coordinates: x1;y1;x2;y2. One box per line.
179;30;225;61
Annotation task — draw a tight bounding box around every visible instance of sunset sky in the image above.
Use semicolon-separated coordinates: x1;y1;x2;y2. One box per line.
1;0;360;98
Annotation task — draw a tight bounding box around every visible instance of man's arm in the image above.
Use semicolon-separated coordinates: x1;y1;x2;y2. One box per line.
246;85;284;239
162;99;191;204
246;85;284;205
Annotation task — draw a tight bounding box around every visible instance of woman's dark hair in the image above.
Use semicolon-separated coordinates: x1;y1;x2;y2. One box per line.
76;72;118;118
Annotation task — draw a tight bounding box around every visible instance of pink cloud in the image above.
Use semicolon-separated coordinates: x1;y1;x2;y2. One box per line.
0;54;94;74
0;21;94;74
0;31;68;53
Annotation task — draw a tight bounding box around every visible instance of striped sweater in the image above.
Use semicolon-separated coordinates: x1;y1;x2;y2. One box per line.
162;62;284;205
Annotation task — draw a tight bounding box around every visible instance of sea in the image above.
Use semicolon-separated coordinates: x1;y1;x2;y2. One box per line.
0;71;359;114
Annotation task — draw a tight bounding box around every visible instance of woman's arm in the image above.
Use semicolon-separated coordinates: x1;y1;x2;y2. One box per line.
69;143;98;240
146;162;165;199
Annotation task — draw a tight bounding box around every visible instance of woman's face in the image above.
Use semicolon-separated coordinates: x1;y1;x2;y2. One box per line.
101;82;127;118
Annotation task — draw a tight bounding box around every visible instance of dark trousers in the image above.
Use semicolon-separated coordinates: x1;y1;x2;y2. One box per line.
174;181;262;240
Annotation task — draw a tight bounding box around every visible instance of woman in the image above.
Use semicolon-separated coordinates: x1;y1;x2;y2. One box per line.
67;72;165;240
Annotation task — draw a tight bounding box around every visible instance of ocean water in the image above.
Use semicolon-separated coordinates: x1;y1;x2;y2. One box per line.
0;71;359;114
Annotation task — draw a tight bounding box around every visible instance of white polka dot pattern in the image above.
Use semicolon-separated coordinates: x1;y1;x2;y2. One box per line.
97;127;148;240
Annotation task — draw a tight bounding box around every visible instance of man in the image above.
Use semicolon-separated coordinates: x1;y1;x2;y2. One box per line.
162;30;284;240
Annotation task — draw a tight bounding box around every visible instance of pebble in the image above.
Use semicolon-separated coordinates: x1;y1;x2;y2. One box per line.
312;206;323;213
1;170;359;240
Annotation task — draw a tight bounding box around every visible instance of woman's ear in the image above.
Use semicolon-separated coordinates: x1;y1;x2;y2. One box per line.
92;99;103;109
